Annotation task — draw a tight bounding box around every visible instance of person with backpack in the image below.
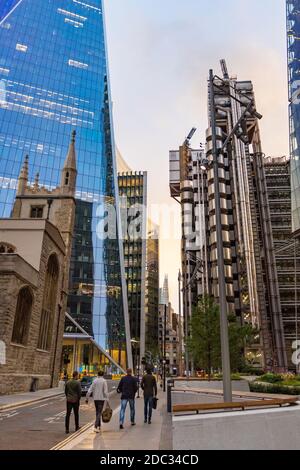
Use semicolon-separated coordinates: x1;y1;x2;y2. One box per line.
86;370;109;433
65;371;82;434
117;368;138;430
141;368;158;424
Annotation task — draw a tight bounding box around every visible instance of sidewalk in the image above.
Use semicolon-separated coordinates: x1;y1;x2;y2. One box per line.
58;389;172;451
0;383;64;411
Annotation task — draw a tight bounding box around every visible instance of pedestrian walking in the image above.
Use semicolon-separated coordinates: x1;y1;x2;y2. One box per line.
117;368;138;430
65;371;81;434
86;370;109;433
141;368;157;424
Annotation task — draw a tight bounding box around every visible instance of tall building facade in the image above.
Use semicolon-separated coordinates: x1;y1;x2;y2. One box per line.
287;0;300;232
205;73;287;371
0;0;131;370
263;156;300;369
118;172;160;365
170;64;288;371
118;171;147;367
145;220;159;358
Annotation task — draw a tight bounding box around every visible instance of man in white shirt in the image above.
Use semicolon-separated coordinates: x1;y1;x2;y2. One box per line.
86;370;108;433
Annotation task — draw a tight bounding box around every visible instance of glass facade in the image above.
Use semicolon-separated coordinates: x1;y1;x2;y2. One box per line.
0;0;130;370
287;0;300;232
118;172;147;369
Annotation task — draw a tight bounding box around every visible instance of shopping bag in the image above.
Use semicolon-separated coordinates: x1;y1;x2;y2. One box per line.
152;397;158;410
102;402;113;423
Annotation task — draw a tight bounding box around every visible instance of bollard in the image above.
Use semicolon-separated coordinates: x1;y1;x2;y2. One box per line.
167;379;174;413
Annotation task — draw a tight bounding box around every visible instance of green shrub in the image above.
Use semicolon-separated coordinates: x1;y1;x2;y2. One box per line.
249;382;300;396
214;373;242;381
240;366;264;376
259;373;283;384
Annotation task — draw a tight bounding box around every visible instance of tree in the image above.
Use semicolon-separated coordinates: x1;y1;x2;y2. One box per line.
187;295;257;375
187;295;221;378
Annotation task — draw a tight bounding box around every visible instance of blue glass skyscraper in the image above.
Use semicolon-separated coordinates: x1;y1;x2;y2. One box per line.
0;0;131;370
287;0;300;232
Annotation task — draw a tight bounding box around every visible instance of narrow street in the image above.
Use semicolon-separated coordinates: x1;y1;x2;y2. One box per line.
0;381;119;450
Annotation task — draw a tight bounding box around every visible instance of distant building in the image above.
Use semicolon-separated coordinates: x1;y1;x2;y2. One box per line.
0;132;76;394
160;275;170;306
158;300;182;376
145;221;159;359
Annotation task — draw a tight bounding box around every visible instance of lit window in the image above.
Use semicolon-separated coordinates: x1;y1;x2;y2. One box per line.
57;8;87;21
16;44;28;52
0;68;9;76
73;0;102;13
68;59;89;70
65;18;83;28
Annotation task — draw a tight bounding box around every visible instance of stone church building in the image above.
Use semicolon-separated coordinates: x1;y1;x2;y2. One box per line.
0;131;77;394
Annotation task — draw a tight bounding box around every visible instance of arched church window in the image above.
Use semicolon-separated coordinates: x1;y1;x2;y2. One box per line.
12;287;33;345
37;254;59;351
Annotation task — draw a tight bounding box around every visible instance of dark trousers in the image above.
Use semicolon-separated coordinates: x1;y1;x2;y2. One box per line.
144;396;153;421
94;400;105;428
65;401;80;431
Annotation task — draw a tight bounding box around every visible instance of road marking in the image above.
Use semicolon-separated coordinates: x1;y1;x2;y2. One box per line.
0;411;20;421
45;410;66;424
31;403;49;410
51;403;120;450
0;393;64;413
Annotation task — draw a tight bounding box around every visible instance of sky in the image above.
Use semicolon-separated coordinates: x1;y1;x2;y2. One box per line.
104;0;289;310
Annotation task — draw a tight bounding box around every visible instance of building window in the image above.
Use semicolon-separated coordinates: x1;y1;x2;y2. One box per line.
38;254;59;351
65;172;70;185
11;287;33;345
30;206;44;219
0;242;16;253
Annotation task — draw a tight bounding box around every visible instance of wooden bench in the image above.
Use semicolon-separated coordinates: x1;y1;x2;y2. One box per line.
173;397;298;414
173;387;299;401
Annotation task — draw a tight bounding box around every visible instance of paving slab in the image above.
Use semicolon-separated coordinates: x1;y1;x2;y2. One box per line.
58;389;170;451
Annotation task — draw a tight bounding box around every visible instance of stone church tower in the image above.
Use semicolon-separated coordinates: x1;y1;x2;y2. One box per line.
0;132;77;394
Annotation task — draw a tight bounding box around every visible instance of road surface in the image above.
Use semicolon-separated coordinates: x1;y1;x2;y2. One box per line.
0;380;119;450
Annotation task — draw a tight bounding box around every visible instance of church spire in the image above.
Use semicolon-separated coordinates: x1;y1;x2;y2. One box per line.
60;130;77;194
17;155;29;195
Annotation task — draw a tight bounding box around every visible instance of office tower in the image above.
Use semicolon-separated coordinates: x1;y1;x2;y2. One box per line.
170;64;288;371
263;156;300;369
205;69;287;371
145;220;159;358
118;172;160;365
159;275;170;306
287;0;300;232
118;171;147;367
0;0;131;370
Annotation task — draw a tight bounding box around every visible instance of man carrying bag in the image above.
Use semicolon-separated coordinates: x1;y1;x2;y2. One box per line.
141;368;158;424
86;370;109;433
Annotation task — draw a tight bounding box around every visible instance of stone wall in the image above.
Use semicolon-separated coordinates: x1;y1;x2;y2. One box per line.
0;229;66;395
